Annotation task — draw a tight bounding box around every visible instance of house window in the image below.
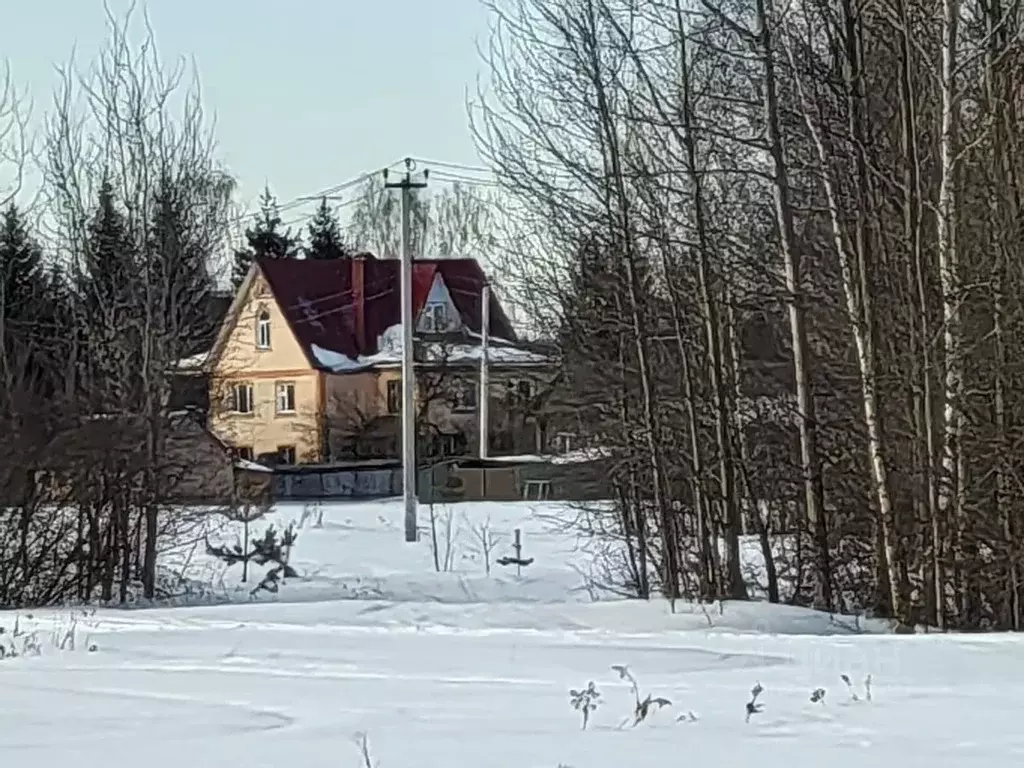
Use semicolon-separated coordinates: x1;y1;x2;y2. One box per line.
276;382;296;414
451;379;477;413
256;308;271;349
386;379;401;414
277;445;297;464
554;432;575;454
439;433;460;456
421;302;448;332
232;383;254;414
236;446;254;462
431;432;464;457
507;379;535;407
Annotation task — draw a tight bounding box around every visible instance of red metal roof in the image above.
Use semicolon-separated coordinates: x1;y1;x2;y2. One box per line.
255;254;515;369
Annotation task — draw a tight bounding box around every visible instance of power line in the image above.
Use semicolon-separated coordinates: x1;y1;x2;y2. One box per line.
230;156;409;226
407;157;492;175
280;196;362;229
428;170;502;188
246;157;513;236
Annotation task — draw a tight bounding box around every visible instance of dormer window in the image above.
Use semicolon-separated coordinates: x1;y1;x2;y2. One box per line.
256;308;271;349
421;302;449;333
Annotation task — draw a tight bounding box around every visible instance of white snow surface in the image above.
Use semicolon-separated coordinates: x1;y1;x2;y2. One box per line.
3;499;1021;767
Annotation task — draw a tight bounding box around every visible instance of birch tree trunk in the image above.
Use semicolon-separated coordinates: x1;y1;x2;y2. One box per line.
582;0;680;604
673;0;745;598
756;0;832;609
936;0;961;624
784;28;904;621
892;0;942;627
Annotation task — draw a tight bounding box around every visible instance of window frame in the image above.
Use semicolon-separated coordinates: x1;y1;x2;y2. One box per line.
277;445;297;464
255;307;272;349
232;382;254;415
275;381;296;414
554;432;575;454
421;301;448;332
451;378;477;413
386;379;401;414
439;433;459;456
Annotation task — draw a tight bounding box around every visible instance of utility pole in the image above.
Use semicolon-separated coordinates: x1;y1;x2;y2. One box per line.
384;158;428;542
479;282;490;459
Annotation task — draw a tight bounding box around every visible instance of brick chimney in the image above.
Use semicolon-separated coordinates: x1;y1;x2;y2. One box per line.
351;256;366;353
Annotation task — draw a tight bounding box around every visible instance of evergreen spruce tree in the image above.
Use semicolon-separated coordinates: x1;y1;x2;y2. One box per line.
0;204;66;398
79;180;140;407
84;179;136;315
0;203;43;325
232;186;299;289
305;197;352;260
148;175;216;340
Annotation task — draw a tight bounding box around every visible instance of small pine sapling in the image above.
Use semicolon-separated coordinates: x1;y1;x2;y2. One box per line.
253;523;299;594
569;681;602;729
610;664;672;727
865;673;873;702
810;687;826;704
207;523;299;595
745;682;764;723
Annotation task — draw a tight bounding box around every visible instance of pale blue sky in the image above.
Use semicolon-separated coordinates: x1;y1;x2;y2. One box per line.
3;0;491;215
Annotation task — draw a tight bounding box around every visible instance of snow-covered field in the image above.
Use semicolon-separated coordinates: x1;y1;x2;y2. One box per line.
2;500;1022;766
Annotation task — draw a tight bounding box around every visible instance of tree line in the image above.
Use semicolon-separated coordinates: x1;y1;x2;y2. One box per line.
476;0;1024;631
0;10;246;607
232;176;500;290
0;6;502;608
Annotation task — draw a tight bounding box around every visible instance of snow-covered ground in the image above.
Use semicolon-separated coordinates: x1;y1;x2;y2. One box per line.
2;500;1021;766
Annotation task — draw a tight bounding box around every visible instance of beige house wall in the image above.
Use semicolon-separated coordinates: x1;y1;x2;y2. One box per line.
210;270;323;462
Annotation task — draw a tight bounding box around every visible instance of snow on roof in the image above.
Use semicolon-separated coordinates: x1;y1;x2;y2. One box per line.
174;352;209;372
234;458;273;473
484;448;612;465
311;324;552;373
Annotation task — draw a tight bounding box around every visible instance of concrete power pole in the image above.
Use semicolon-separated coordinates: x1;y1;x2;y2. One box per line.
479;282;490;459
384;158;428;542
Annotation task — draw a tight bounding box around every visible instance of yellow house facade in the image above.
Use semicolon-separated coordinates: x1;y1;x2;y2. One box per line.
202;256;553;465
208;271;324;463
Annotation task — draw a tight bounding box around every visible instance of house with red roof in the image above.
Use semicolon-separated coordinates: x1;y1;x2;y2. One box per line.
201;254;553;465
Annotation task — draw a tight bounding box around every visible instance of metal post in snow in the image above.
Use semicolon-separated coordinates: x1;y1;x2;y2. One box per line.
384;158;428;542
479;282;490;460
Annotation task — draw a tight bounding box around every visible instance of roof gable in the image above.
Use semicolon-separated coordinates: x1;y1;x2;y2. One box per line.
253;255;516;369
207;265;260;372
256;257;360;366
417;271;462;332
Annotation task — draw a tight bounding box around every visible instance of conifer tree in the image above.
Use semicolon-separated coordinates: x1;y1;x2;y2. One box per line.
0;203;43;326
83;179;136;316
148;174;217;340
0;203;48;392
79;180;139;408
232;186;299;288
305;197;352;260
